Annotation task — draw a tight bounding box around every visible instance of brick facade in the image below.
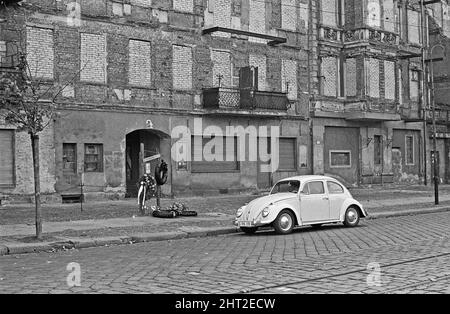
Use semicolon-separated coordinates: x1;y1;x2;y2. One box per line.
2;0;445;201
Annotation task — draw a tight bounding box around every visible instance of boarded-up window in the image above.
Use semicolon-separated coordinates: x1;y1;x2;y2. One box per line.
279;138;296;171
191;136;239;173
408;10;421;44
84;144;103;172
406;135;414;165
346;58;357;97
282;59;297;100
374;135;382;165
409;69;419;101
129;40;151;87
384;60;396;100
321;56;338;97
211;49;231;87
63;143;77;174
368;58;380;98
0;130;14;186
322;0;337;26
330;150;351;168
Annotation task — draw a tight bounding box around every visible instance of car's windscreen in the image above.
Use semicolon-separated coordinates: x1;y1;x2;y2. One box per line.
271;180;301;194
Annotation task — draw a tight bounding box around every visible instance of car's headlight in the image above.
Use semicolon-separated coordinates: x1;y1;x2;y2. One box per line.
262;206;270;218
236;206;245;218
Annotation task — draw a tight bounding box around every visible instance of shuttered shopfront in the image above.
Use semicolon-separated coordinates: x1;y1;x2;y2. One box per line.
0;130;14;186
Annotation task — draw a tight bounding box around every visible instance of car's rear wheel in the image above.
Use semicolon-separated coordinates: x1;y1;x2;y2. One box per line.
241;227;258;234
343;206;360;227
273;209;295;234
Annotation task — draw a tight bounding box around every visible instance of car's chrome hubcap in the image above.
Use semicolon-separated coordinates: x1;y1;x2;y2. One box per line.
280;214;292;230
347;209;357;223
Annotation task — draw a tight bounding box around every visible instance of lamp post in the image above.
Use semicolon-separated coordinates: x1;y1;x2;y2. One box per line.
428;43;446;205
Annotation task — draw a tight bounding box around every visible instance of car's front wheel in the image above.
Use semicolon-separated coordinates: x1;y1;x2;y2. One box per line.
343;206;360;227
241;227;258;234
273;209;295;234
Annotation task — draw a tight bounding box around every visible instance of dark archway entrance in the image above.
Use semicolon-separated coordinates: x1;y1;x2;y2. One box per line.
125;129;170;197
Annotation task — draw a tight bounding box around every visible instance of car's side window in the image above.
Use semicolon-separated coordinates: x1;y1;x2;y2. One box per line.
301;184;309;195
327;181;344;194
307;181;325;195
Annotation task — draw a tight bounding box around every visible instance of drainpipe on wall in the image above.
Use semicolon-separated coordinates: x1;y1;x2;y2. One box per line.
308;0;314;175
420;0;428;186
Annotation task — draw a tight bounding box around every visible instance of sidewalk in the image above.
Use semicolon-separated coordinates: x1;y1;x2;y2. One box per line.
1;185;450;256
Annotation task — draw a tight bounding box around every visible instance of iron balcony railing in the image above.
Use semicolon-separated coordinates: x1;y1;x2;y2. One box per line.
202;87;290;111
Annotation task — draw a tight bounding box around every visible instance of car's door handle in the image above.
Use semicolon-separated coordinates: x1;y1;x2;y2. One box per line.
323;197;329;200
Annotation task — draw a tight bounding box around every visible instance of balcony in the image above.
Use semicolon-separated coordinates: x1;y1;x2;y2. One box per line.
319;26;399;46
202;87;290;112
313;99;401;121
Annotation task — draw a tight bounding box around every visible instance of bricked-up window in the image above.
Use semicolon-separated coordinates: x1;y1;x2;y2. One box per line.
279;138;297;171
367;0;381;28
384;60;396;100
26;27;54;80
282;59;297;100
211;49;231;87
212;0;231;37
84;144;103;172
173;0;193;13
409;69;419;101
249;54;267;91
374;135;382;165
346;58;357;97
322;0;337;26
172;45;193;90
129;40;151;87
321;56;339;97
130;0;151;8
0;130;15;186
405;135;414;165
80;33;107;84
63;143;77;174
383;0;396;32
282;0;297;31
408;10;421;45
249;0;266;42
191;136;239;173
367;58;380;98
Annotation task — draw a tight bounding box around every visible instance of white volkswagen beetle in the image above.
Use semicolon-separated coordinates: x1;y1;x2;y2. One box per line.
235;175;368;234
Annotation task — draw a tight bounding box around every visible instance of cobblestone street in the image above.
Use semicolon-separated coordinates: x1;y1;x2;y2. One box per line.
1;211;449;294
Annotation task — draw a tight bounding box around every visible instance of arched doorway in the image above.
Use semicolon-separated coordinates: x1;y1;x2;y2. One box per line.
125;129;170;197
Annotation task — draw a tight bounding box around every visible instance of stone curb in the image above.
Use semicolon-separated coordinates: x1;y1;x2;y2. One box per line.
1;207;449;256
366;206;450;219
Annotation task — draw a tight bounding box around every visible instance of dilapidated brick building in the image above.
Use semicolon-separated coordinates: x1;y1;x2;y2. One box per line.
1;0;449;203
1;0;312;202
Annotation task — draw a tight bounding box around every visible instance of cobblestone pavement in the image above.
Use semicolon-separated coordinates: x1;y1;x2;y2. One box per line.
0;212;449;294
